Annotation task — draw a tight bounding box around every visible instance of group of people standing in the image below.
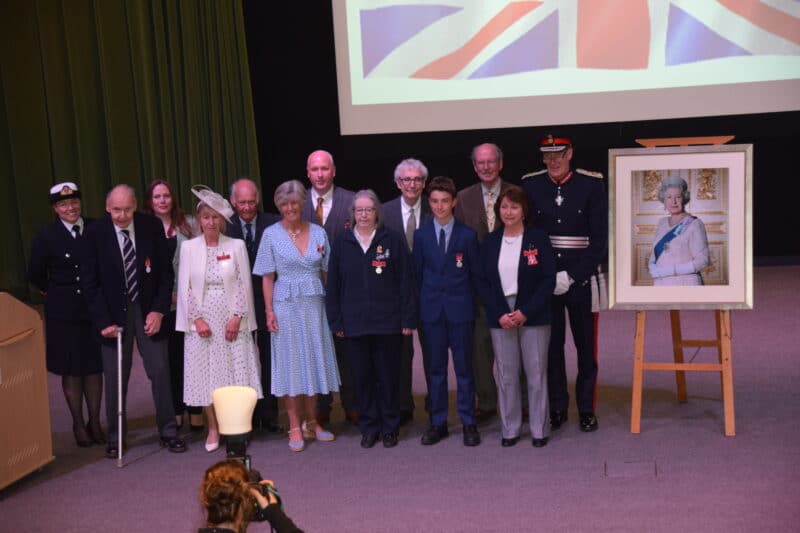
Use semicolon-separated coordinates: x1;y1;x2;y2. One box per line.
30;133;709;458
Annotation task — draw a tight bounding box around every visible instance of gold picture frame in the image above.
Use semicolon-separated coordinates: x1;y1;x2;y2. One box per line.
608;144;753;310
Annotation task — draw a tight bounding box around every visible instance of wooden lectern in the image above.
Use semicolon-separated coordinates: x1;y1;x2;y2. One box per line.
0;292;54;489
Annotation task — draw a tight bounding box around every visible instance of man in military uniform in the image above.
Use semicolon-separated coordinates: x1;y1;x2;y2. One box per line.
521;135;607;432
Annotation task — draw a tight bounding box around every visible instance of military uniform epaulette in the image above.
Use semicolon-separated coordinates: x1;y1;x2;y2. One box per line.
521;169;548;180
576;168;604;179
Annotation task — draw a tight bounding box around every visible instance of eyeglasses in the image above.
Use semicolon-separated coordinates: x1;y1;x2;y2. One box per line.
354;207;376;215
398;176;425;184
543;152;568;161
235;200;257;207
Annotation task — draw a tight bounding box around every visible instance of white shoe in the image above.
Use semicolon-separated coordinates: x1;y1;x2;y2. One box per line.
205;436;220;452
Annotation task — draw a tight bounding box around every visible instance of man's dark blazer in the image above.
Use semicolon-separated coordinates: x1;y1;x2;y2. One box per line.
382;195;432;252
301;186;355;245
477;226;557;329
29;217;95;322
326;226;416;338
81;212;173;346
412;219;480;324
225;211;280;329
454;179;514;242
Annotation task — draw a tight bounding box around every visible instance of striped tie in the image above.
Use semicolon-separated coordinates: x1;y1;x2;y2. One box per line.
121;229;139;302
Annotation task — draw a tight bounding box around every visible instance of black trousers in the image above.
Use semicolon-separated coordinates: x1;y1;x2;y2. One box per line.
547;282;598;414
101;300;177;444
345;334;402;436
251;329;278;424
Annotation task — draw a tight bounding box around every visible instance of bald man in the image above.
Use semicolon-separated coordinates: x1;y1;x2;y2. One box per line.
300;149;357;424
82;185;186;458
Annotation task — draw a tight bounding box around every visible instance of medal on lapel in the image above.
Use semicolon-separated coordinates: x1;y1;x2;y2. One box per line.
523;246;539;266
455;252;463;268
373;245;389;274
145;257;152;273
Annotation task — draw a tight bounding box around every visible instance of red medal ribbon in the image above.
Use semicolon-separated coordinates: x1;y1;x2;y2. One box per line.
371;260;386;268
549;171;573;186
216;254;231;261
523;248;539;266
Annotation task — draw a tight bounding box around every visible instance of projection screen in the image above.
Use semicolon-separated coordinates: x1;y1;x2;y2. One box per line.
332;0;800;135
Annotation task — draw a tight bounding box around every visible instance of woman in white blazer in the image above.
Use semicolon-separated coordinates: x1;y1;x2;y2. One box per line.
175;186;263;452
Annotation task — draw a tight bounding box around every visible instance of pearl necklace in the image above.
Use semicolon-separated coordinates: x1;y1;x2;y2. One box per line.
503;233;522;245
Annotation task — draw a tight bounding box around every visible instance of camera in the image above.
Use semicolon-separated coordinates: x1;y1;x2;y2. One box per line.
249;479;282;509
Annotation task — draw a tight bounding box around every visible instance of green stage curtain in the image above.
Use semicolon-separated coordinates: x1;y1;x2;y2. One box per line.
0;0;261;300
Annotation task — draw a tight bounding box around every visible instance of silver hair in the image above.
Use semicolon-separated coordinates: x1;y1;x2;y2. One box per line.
348;189;384;229
307;149;335;168
657;176;691;205
229;178;262;205
393;158;429;182
273;179;307;209
471;143;503;163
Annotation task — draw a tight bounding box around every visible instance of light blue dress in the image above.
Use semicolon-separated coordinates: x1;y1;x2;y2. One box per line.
253;222;340;397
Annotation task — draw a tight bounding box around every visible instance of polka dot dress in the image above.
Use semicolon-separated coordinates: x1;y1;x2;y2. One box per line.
183;246;263;406
253;223;340;397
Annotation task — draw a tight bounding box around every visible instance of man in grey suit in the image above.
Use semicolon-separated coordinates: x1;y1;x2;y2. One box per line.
454;143;514;421
301;149;357;425
382;158;433;425
225;178;281;432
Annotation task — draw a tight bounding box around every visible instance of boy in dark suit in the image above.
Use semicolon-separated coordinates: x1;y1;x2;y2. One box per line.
412;177;481;446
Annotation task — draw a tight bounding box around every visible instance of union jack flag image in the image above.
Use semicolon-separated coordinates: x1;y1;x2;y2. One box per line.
346;0;800;103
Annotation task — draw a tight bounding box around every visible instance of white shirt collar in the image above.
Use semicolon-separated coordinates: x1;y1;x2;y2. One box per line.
60;216;85;235
311;186;334;205
481;180;502;199
401;195;422;214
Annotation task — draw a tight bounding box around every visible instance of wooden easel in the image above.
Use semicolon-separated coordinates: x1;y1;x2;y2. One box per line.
629;135;736;437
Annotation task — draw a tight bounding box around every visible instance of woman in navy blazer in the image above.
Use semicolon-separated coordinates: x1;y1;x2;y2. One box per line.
326;190;416;448
478;186;556;448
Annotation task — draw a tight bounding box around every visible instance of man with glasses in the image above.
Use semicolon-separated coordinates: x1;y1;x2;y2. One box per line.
225;178;281;432
383;158;433;425
521;135;607;433
454;143;513;423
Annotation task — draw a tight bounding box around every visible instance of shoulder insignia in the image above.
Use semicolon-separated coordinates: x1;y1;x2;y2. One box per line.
576;168;604;179
521;169;548;180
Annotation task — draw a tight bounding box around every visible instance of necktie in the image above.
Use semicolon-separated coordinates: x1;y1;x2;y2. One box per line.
439;228;446;255
486;191;496;232
121;229;139;302
315;197;324;225
72;225;81;239
244;223;254;254
405;207;416;251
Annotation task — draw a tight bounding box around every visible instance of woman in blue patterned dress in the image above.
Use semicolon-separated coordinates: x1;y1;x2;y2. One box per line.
253;180;340;452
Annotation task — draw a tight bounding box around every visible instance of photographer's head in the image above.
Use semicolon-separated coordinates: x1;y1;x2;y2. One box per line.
200;460;254;533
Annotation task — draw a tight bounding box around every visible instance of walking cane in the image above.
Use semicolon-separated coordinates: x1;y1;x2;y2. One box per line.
116;326;124;468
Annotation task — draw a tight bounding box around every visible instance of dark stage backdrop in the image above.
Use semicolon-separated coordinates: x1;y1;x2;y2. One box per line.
243;1;799;261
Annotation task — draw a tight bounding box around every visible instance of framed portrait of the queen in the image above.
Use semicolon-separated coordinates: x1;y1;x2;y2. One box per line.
608;144;753;310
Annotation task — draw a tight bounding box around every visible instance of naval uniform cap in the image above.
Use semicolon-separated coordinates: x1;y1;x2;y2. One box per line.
539;134;572;153
49;181;81;204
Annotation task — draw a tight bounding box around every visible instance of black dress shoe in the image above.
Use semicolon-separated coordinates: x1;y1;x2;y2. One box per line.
550;410;568;430
462;424;481;447
501;436;519;447
87;422;106;445
360;433;380;449
105;441;127;459
382;432;399;448
420;425;449;445
532;437;549;448
398;411;413;427
73;423;92;448
579;413;599;432
160;436;187;453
